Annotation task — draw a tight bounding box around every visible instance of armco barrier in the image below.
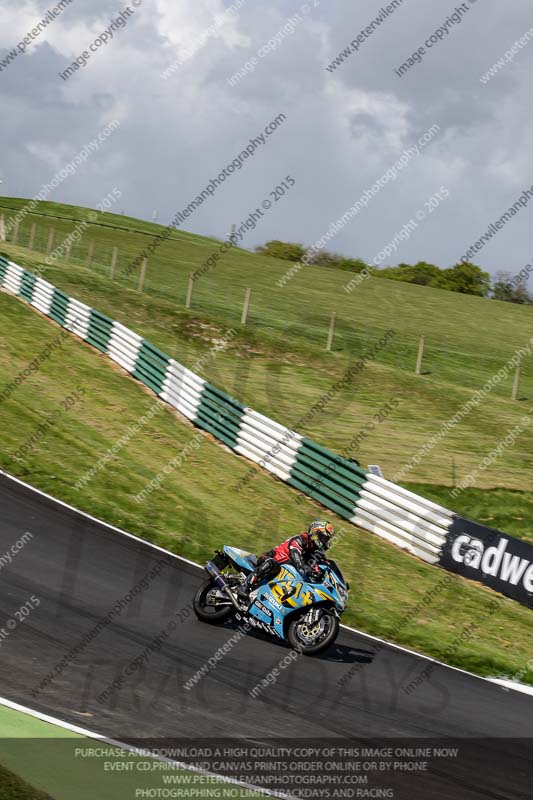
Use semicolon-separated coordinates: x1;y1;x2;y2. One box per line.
0;256;495;584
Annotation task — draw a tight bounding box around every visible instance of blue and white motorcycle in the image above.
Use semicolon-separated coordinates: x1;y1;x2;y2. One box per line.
193;546;349;655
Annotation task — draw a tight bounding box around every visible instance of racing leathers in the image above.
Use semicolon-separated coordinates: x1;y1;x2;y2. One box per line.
238;533;323;598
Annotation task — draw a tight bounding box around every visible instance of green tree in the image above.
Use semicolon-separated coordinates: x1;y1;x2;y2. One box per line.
309;250;368;273
255;240;305;262
380;261;441;285
430;262;490;297
492;271;531;304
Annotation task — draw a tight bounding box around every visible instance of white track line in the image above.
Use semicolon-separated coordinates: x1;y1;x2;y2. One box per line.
0;468;199;569
0;695;295;799
1;469;532;698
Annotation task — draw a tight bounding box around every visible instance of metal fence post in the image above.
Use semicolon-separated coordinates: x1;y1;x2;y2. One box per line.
326;312;337;351
186;273;194;308
241;288;252;325
415;335;425;375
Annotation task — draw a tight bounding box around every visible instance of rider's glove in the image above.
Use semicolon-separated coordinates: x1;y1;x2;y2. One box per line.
304;566;323;583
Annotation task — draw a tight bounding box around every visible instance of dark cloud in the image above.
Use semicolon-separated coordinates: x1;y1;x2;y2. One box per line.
1;0;533;278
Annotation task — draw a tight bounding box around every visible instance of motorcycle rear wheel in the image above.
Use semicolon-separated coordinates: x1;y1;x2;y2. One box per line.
287;609;339;655
193;579;235;625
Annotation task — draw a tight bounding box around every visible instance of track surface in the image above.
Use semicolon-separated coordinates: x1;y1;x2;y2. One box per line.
0;473;532;798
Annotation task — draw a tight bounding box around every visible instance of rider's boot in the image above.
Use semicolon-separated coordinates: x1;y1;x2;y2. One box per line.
236;573;256;602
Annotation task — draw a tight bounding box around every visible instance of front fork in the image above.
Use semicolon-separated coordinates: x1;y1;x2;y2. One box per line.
303;606;340;625
303;607;321;626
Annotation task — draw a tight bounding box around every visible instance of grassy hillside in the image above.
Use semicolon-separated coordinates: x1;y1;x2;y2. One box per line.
0;265;532;684
0;198;532;528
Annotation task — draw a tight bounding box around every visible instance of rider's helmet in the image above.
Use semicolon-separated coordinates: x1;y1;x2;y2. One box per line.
308;520;335;550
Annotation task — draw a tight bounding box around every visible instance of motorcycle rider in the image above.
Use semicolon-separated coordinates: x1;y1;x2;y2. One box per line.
236;520;334;601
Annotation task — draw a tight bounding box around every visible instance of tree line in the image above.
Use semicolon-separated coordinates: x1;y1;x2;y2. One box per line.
256;240;532;304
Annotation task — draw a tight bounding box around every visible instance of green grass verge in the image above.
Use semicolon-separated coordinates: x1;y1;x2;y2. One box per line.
0;705;264;799
1;198;532;501
0;285;532;686
407;483;533;544
0;761;50;800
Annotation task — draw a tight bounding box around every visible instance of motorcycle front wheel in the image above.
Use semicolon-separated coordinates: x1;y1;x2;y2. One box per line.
193;579;235;625
287;608;339;655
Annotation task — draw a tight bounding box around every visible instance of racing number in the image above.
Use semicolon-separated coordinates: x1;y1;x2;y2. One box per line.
270;579;314;606
270;580;295;602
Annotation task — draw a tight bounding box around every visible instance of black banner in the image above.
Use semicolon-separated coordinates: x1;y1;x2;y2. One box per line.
439;516;533;608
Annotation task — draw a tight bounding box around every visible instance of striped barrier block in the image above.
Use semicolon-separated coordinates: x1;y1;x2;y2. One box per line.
108;321;143;373
236;409;302;482
0;255;8;283
65;297;91;340
87;310;114;353
49;287;69;327
161;360;206;421
0;260;454;567
4;261;23;295
31;277;55;316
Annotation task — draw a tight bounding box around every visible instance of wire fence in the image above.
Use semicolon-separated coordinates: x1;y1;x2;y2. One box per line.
1;209;532;402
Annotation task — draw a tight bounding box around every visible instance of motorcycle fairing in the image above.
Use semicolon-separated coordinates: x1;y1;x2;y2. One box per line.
223;545;257;572
248;562;343;639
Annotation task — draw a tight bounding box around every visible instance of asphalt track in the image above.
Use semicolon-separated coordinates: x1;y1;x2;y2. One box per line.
0;471;532;799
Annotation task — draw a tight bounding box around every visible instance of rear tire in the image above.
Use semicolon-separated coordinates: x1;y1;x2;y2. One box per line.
193;579;235;625
287;609;339;655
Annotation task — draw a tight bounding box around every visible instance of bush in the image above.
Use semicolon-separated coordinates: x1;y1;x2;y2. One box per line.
255;240;306;262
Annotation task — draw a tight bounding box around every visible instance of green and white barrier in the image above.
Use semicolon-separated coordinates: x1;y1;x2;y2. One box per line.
0;257;453;564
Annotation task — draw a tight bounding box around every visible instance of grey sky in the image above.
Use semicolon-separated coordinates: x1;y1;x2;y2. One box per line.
1;0;533;278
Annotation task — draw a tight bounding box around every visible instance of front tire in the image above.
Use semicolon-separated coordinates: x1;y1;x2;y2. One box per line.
193;579;235;625
287;608;339;655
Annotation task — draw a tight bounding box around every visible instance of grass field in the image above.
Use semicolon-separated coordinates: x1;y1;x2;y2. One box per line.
0;761;49;800
0;704;264;799
0;279;532;685
1;198;532;533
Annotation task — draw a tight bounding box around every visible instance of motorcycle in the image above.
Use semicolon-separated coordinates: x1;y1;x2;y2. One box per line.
193;546;349;655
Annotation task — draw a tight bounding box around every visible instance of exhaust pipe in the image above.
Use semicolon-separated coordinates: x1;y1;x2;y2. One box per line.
205;561;240;610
